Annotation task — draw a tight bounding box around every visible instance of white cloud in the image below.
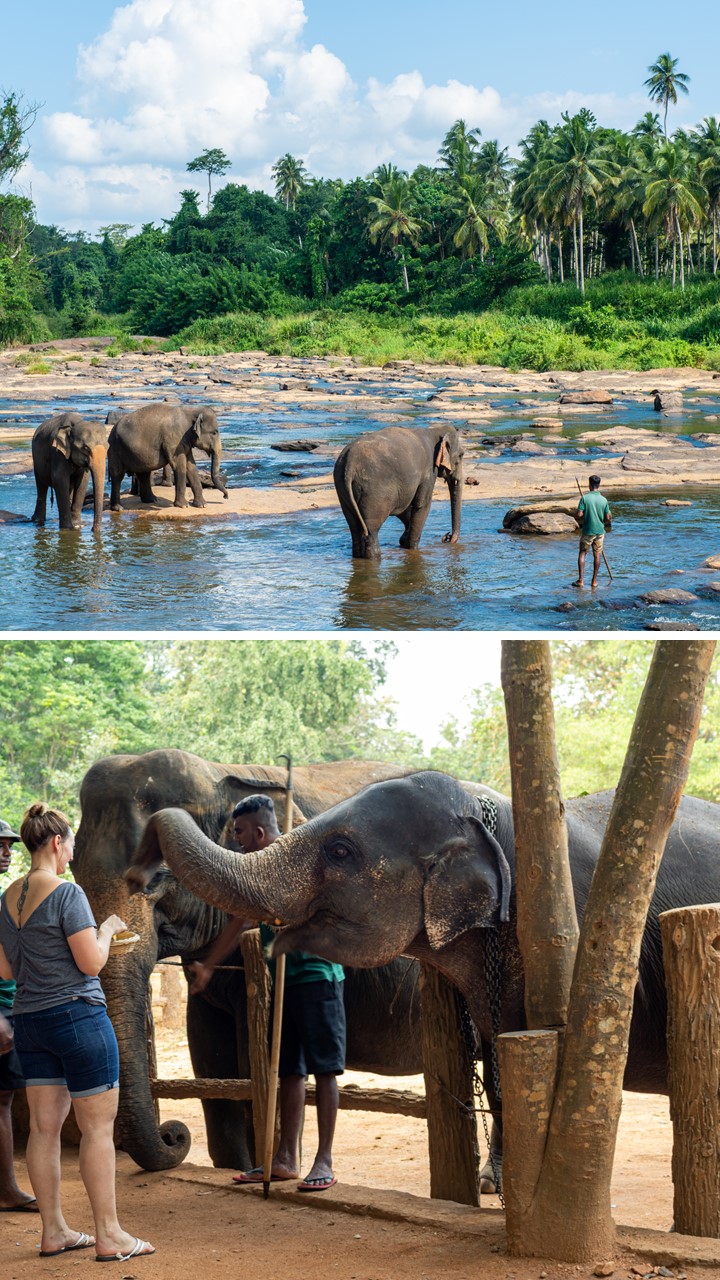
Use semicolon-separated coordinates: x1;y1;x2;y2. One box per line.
23;0;660;230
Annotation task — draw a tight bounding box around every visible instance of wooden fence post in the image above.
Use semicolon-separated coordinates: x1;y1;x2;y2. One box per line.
419;964;479;1205
498;1030;559;1253
660;903;720;1238
240;928;274;1160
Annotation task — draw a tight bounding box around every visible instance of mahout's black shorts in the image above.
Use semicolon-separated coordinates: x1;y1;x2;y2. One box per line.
277;978;346;1078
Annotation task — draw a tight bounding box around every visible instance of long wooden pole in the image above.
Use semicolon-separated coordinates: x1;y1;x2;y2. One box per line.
576;477;613;579
262;754;293;1199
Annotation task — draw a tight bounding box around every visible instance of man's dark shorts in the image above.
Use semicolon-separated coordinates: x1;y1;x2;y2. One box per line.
278;978;346;1078
0;1017;25;1092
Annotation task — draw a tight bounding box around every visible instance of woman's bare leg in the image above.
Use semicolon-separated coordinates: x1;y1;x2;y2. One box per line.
25;1084;90;1253
73;1089;153;1258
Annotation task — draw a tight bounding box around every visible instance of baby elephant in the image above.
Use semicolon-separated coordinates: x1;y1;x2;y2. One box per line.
31;412;108;533
333;424;464;559
108;402;228;510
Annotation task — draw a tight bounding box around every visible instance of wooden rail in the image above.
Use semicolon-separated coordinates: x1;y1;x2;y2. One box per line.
149;1076;427;1118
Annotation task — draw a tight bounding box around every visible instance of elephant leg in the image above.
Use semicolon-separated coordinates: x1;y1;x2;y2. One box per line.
54;478;77;531
137;471;157;505
478;1036;503;1194
109;470;123;511
31;480;49;526
186;458;205;509
70;471;90;524
398;501;431;549
186;989;254;1170
173;454;191;508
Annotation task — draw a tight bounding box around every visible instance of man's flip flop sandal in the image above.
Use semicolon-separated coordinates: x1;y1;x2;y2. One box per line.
297;1175;337;1193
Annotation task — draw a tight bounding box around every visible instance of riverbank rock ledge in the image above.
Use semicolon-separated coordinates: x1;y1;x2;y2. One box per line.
638;588;699;605
703;555;720;569
558;390;613;405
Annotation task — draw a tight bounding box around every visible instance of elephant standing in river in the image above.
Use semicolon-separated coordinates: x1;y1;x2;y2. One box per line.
128;769;720;1192
31;412;108;533
108;403;228;510
333;424;464;559
73;750;420;1173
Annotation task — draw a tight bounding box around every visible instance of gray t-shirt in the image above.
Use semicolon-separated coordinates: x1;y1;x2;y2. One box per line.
0;880;106;1013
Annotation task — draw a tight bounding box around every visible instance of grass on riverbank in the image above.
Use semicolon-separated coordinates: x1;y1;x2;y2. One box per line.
164;277;720;370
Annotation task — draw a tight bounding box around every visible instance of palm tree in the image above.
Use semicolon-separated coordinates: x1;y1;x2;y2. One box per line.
476;140;513;196
453;175;506;264
367;175;423;292
438;119;482;182
632;111;663;143
643;140;705;288
512;120;556;279
696;117;720;274
644;53;690;139
271;154;309;211
536;112;618;294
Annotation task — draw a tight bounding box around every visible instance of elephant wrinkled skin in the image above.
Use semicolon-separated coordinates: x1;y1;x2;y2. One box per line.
108;402;228;510
333;424;464;559
73;750;421;1173
31;412;108;533
129;769;720;1192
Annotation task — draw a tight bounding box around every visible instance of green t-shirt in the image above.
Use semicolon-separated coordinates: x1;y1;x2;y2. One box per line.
0;977;15;1010
578;491;610;537
259;923;344;988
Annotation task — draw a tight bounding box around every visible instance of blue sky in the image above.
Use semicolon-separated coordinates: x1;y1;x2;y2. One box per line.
2;0;717;232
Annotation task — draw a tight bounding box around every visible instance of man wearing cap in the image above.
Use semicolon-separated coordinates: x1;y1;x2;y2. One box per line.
0;819;38;1211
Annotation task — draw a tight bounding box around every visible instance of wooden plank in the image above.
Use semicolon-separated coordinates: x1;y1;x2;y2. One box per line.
239;928;273;1159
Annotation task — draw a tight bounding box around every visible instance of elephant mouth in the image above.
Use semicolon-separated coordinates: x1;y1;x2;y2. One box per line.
273;910;379;968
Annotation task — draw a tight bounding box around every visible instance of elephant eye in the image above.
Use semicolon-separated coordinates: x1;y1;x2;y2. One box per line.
325;838;355;863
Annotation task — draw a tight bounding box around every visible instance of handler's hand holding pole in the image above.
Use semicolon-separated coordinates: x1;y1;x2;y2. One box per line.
263;754;294;1199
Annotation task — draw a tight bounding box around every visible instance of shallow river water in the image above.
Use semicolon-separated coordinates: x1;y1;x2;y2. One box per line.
1;373;719;632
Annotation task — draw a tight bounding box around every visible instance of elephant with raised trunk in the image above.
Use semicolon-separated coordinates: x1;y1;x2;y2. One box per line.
108;402;228;510
333;424;464;559
31;412;108;533
73;749;421;1174
128;769;720;1193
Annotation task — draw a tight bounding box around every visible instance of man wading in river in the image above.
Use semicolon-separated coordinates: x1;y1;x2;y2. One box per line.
574;474;611;590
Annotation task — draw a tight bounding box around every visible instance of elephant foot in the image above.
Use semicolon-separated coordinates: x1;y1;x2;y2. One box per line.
190;500;206;509
479;1157;502;1195
173;500;190;509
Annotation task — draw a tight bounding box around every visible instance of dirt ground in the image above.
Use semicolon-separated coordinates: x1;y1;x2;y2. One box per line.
5;1019;719;1280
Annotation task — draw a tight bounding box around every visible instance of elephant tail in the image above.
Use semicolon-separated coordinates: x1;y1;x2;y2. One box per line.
338;457;369;538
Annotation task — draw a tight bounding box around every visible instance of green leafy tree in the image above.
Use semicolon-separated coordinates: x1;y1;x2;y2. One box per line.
0;91;38;181
439;119;482;183
186;148;232;211
537;111;618;294
367;175;424;292
643;139;705;288
644;52;690;139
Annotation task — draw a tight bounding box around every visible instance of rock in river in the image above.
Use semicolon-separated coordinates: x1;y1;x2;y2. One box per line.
638;588;699;605
558;390;613;405
507;512;579;536
271;439;322;452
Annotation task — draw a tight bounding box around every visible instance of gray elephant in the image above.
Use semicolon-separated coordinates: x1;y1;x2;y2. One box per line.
30;412;108;533
333;424;464;559
129;769;720;1193
108;402;228;510
73;749;421;1173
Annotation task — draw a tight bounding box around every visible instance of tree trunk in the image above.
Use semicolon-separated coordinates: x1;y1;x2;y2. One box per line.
578;207;585;296
240;928;274;1163
572;219;579;289
505;640;716;1262
558;231;564;283
660;904;720;1238
501;641;578;1030
677;215;686;291
631;220;644;278
420;966;479;1205
655;235;660;281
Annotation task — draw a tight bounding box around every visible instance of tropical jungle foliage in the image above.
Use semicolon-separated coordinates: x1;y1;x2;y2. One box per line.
3;54;720;368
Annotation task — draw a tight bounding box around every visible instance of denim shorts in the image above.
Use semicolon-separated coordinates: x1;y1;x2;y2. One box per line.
13;999;120;1098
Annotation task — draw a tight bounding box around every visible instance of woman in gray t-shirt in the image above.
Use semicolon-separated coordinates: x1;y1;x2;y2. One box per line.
0;803;155;1263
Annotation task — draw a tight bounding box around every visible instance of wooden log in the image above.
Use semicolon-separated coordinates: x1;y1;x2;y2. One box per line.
149;1077;427;1116
498;1030;559;1254
240;928;273;1159
419;964;479;1205
660;903;720;1237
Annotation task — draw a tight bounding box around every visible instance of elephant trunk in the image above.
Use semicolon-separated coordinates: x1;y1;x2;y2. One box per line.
89;445;107;532
129;808;314;926
210;443;228;498
92;888;191;1170
448;472;463;541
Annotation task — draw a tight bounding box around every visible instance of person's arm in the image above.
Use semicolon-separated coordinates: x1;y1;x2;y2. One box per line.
604;501;612;531
576;495;585;519
0;1012;12;1055
0;940;12;983
189;916;254;994
67;913;128;977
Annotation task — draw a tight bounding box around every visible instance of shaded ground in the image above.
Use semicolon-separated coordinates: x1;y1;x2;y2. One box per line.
4;1021;720;1278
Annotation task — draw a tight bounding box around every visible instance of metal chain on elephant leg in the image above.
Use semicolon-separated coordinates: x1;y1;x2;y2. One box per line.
455;988;504;1207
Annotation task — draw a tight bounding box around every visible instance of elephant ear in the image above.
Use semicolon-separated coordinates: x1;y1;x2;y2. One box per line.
435;434;452;474
52;424;73;459
422;813;512;950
